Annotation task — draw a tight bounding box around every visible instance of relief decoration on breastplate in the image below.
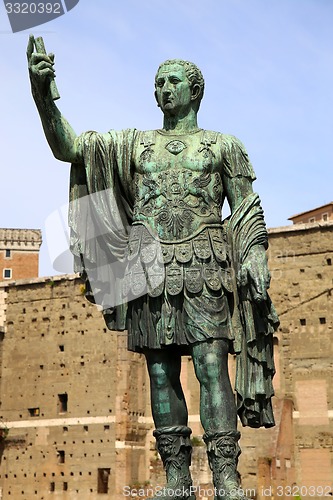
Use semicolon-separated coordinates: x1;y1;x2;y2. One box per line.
134;131;223;240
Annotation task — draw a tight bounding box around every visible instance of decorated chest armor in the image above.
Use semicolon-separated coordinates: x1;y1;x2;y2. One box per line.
123;130;233;299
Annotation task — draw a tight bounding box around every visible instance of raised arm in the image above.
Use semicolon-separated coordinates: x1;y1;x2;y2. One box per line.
27;35;80;163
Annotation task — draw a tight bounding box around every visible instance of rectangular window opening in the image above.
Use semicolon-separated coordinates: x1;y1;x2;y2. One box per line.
28;407;40;417
58;450;65;463
59;345;65;352
58;394;68;413
300;318;306;326
319;317;326;324
97;468;110;494
322;213;328;221
63;482;68;491
50;482;55;492
5;249;11;258
3;269;12;279
327;258;332;266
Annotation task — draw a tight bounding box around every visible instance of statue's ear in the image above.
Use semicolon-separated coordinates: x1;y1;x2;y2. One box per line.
191;84;200;101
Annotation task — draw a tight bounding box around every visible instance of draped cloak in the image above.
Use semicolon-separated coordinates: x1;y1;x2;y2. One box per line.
68;129;279;428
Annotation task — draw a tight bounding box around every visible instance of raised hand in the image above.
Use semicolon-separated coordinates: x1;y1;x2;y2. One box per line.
27;34;56;100
26;35;77;162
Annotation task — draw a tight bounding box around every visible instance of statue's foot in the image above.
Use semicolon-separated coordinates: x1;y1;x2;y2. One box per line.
150;426;196;500
203;430;251;500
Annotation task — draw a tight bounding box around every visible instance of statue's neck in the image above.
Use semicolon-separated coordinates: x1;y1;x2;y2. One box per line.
162;110;199;134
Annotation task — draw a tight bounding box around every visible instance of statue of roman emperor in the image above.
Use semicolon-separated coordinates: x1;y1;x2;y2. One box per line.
28;35;278;500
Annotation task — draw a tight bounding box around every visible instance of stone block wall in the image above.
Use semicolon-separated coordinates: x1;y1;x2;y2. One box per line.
263;222;333;499
0;221;332;499
0;275;151;499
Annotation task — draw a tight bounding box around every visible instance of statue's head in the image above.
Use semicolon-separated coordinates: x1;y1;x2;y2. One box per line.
155;59;205;114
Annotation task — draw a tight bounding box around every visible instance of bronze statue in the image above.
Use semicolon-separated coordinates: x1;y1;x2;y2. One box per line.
27;35;279;500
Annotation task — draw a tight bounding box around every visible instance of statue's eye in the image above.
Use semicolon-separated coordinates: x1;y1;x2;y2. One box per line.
156;80;164;87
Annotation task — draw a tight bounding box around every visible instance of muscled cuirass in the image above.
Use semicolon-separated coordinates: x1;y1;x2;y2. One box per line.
122;130;232;300
132;129;224;242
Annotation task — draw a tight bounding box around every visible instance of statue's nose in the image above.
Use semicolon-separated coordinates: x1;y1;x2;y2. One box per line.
163;81;172;92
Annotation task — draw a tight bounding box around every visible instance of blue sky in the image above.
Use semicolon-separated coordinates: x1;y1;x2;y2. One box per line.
1;0;332;277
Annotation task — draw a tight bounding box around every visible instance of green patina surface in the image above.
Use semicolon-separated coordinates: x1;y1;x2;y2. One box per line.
28;39;278;499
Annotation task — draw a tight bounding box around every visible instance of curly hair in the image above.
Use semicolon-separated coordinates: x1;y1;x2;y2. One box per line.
155;59;205;109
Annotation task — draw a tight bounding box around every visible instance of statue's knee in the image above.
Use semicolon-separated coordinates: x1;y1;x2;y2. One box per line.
149;363;180;390
205;352;219;366
193;352;224;387
196;367;215;388
148;364;167;389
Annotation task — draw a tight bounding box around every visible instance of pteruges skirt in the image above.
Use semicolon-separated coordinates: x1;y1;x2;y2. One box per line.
124;225;235;354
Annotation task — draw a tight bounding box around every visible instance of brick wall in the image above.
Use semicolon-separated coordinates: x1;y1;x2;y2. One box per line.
0;228;42;281
0;275;151;499
265;221;333;499
0;221;332;498
0;251;39;281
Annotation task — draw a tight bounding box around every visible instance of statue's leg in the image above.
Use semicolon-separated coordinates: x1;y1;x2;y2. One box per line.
144;349;187;427
145;350;195;500
144;350;195;499
191;339;236;431
191;340;246;500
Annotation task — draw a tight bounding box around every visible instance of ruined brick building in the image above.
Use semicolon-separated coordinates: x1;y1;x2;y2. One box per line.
0;218;332;499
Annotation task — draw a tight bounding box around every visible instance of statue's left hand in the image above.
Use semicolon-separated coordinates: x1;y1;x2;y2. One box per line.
238;245;271;302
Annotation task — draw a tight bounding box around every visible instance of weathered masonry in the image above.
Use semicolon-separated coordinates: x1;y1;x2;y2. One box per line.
0;221;332;499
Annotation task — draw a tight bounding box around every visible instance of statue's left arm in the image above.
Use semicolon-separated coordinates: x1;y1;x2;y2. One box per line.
221;135;279;428
222;135;271;303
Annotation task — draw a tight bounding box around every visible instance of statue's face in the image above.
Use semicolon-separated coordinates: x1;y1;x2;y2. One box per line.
155;63;192;117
